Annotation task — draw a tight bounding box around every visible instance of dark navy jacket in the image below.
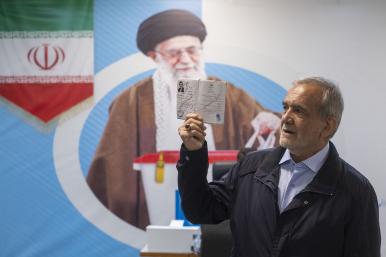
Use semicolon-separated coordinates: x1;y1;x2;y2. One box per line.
177;142;380;257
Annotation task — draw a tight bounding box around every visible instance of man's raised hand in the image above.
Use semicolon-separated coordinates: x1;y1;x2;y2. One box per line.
178;113;206;151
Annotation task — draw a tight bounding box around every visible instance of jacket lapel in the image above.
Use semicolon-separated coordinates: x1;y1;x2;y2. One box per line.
251;142;343;213
284;142;343;213
303;142;342;196
254;147;286;192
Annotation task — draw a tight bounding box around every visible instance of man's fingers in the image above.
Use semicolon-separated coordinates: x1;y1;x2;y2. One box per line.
185;114;204;127
179;122;206;150
179;113;206;151
185;113;203;121
186;122;205;133
184;118;206;133
179;126;206;140
189;129;206;142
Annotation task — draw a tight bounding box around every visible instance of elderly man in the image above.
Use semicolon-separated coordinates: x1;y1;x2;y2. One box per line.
178;77;380;257
87;9;279;229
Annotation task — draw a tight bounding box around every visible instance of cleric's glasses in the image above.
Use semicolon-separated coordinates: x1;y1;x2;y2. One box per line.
156;46;202;60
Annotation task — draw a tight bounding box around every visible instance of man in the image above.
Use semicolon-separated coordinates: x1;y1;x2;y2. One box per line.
87;9;280;229
177;77;380;256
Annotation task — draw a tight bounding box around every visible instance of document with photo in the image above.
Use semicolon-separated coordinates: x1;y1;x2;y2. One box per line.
177;79;227;124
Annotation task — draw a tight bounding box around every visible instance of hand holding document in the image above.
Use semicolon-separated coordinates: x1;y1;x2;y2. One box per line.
176;79;227;124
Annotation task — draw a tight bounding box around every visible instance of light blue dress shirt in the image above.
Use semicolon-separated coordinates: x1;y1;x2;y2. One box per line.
278;143;330;213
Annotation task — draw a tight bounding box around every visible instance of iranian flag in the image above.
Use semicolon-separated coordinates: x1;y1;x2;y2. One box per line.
0;0;93;123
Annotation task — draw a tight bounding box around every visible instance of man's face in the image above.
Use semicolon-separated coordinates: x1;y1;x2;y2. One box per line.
279;83;331;162
150;35;203;79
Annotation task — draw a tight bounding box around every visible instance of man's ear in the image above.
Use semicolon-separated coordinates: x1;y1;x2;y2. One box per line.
322;117;338;139
147;51;157;61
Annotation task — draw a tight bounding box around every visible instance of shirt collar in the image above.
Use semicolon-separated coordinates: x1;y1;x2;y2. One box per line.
279;143;330;173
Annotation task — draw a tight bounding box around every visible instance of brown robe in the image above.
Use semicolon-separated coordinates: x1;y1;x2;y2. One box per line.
87;76;269;229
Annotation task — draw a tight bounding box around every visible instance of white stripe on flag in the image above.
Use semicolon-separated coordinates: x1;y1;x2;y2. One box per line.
0;37;93;76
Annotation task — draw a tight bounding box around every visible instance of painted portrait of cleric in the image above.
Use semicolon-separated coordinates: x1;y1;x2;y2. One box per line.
87;9;281;229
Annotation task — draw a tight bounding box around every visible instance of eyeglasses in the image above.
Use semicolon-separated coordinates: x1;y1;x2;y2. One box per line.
156;46;202;60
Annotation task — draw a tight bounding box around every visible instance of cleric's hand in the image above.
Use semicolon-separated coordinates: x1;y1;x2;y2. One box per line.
251;111;281;137
178;113;206;151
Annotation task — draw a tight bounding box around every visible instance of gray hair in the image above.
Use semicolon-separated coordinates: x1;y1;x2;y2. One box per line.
294;77;344;137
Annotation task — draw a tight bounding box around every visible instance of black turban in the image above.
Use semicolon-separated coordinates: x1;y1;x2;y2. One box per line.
136;9;207;54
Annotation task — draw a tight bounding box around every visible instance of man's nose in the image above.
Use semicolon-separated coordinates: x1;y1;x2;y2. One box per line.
178;50;193;63
281;110;293;124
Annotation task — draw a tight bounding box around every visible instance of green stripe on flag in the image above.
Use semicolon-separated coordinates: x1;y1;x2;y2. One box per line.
0;0;93;31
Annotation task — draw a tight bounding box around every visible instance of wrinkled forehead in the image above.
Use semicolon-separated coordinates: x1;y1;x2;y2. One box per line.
285;83;323;107
156;35;202;51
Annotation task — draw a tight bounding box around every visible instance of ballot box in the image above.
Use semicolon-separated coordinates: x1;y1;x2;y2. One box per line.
142;221;201;254
133;150;237;226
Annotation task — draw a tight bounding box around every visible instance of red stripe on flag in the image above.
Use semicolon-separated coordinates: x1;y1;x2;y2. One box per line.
0;83;93;122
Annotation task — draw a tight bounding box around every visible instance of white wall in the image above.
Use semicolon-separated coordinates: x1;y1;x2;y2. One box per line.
203;0;386;254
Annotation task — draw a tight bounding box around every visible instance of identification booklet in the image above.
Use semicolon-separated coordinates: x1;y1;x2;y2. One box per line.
176;79;227;124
